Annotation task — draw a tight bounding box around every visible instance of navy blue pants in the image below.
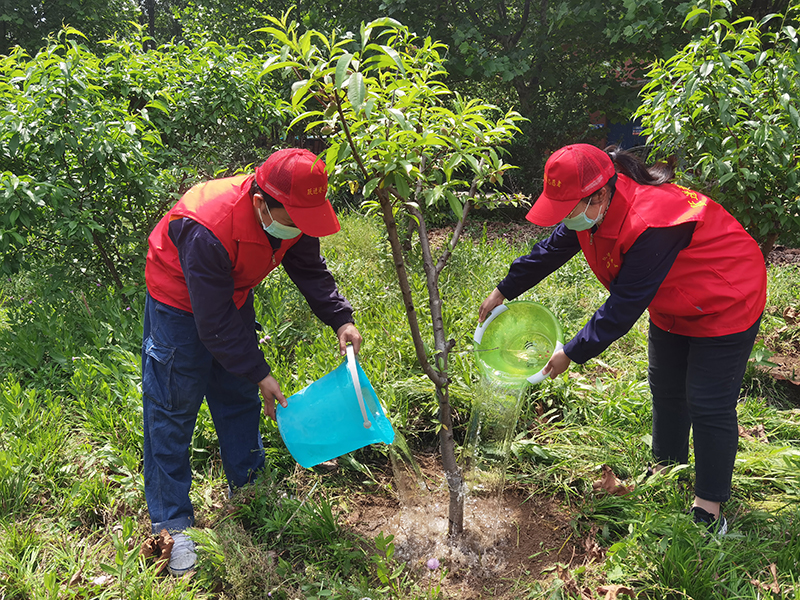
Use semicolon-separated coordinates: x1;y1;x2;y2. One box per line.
141;293;265;533
648;316;761;503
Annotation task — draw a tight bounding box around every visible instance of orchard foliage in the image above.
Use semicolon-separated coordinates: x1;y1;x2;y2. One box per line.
636;0;800;255
0;28;289;286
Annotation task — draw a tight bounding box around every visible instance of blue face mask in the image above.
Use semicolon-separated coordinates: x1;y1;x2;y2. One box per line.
261;204;301;239
562;198;604;231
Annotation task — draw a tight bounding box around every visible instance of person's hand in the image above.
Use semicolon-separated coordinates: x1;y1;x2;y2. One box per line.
336;322;362;355
257;374;287;421
478;289;506;323
543;348;571;379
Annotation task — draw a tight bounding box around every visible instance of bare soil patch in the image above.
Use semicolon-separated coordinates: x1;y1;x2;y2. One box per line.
760;305;800;404
767;245;800;267
340;456;586;599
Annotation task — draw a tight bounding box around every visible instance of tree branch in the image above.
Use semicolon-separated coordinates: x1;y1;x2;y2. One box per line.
510;0;534;47
377;188;446;387
435;165;482;275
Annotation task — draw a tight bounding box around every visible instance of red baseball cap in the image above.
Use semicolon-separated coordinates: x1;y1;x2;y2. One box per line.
526;144;616;227
255;148;340;237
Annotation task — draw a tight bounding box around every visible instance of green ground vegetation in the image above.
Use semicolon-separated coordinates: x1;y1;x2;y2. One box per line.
0;212;798;599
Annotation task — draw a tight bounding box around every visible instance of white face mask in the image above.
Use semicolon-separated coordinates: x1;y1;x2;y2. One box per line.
260;203;301;239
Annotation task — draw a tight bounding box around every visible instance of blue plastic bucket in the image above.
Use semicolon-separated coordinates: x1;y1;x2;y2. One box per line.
276;346;395;468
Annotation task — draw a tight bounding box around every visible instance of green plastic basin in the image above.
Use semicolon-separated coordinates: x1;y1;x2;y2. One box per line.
473;301;564;387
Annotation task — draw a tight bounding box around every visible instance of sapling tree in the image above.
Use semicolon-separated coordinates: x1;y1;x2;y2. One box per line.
635;0;800;257
259;12;523;534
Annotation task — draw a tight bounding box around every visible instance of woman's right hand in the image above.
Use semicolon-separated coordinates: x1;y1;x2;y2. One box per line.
478;288;506;323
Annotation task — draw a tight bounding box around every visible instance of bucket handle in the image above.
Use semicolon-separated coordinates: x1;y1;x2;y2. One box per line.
473;304;509;344
346;345;372;429
526;341;565;385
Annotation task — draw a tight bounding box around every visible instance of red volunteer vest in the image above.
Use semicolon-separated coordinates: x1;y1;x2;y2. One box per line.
145;175;301;312
576;174;766;337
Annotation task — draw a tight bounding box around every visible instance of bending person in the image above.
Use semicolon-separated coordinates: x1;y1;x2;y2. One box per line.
480;143;766;534
142;148;362;575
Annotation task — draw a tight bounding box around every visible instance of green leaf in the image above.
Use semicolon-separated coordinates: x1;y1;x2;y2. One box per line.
364;177;380;198
789;105;800;129
378;45;405;74
346;72;365;110
395;175;409;199
145;99;170;114
291;79;314;107
364;17;404;30
444;153;462;180
446;190;462;217
387;108;409;130
325;142;340;172
9;133;19;156
699;61;714;77
335;53;353;90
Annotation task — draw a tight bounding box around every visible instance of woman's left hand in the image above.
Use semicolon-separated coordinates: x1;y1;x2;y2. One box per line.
543;348;571;379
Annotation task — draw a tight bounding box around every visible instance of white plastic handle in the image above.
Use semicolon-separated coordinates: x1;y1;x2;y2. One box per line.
346;345;371;429
473;304;509;344
526;340;564;385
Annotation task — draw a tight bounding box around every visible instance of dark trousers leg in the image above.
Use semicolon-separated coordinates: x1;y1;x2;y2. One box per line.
648;317;760;503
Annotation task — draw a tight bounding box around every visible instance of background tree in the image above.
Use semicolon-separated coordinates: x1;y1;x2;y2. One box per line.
636;0;800;257
260;11;523;534
0;27;289;284
0;0;139;55
351;0;791;189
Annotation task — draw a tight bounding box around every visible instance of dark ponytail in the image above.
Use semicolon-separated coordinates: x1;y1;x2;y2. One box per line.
605;145;675;186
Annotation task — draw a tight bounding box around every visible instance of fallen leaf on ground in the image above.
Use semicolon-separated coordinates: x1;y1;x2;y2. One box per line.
750;563;781;594
67;570;83;587
738;424;769;443
140;529;174;575
592;465;634;496
558;566;594;599
316;458;339;472
91;575;113;586
597;584;636;599
582;525;605;563
783;306;798;325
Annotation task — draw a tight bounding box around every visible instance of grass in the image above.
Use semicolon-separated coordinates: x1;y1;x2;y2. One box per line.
0;211;798;599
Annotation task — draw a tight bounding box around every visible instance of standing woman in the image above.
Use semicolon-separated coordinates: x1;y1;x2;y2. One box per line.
480;144;766;532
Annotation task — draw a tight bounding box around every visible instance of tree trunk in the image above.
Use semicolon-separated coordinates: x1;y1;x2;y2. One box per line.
760;230;779;262
437;383;464;535
377;189;464;535
413;205;464;536
91;230;124;291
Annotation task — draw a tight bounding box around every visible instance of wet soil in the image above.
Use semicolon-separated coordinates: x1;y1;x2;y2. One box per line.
340;455;585;599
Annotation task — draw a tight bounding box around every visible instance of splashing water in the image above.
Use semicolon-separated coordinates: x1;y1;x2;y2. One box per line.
383;480;522;578
464;379;527;496
389;430;428;505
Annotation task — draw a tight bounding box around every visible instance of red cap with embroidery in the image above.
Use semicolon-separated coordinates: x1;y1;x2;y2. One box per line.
526;144;616;227
255;148;340;237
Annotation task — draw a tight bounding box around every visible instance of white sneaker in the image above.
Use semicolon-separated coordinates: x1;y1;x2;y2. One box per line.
167;531;197;577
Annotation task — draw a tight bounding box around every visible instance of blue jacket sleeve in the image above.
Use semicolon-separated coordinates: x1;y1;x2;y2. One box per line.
496;225;582;300
563;222;696;363
169;218;271;385
280;234;355;333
